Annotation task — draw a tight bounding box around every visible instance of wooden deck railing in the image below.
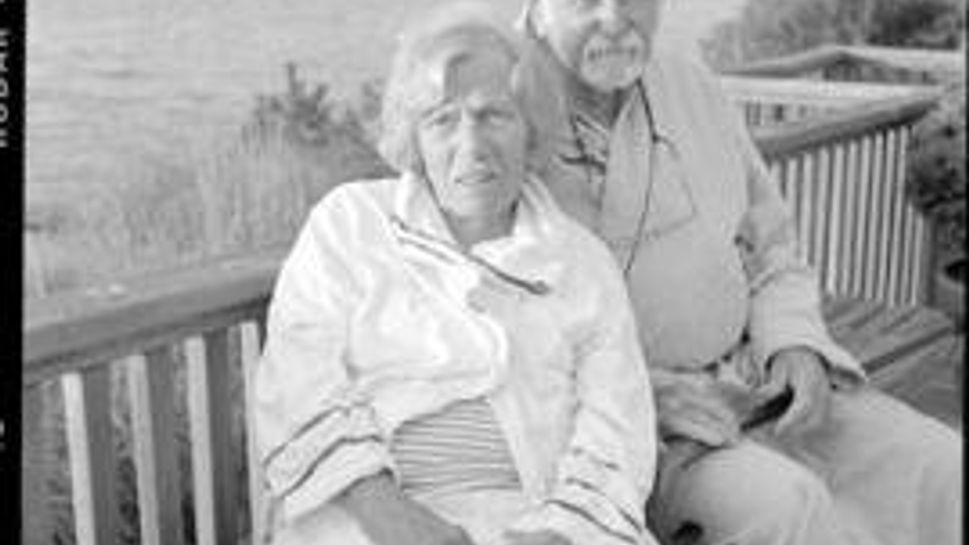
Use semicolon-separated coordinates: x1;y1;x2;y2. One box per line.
22;91;940;545
752;89;941;306
23;254;283;545
720;75;936;127
721;44;965;85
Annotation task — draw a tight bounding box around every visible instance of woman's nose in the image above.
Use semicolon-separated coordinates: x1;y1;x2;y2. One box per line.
454;117;489;158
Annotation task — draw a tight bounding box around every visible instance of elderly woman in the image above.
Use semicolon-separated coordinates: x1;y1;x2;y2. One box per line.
254;5;659;545
514;1;962;545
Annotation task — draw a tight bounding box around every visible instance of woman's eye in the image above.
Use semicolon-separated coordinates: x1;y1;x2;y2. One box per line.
482;107;516;125
425;110;458;130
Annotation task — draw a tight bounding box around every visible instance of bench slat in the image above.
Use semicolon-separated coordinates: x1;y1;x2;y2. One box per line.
128;351;185;545
187;331;240;545
241;320;270;545
63;367;119;545
823;297;957;391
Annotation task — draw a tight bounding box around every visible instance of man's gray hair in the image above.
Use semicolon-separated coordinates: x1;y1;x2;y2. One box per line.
378;1;555;175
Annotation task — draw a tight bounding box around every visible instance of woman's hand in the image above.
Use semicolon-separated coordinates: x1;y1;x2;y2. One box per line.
337;472;478;545
757;347;832;435
504;530;573;545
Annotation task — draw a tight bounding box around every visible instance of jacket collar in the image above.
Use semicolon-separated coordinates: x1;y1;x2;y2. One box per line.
390;172;570;295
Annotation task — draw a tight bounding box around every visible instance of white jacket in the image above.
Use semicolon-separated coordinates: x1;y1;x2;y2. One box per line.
255;173;659;545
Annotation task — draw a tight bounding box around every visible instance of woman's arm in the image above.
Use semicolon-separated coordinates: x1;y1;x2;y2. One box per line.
257;189;480;544
509;237;658;545
255;190;395;522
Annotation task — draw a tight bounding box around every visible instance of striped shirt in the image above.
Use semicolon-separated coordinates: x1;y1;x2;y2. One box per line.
391;397;521;497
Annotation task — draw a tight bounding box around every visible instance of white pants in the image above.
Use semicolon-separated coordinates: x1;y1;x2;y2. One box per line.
651;388;962;545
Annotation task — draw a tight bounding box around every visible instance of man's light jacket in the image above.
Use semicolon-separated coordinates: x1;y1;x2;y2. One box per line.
524;46;867;390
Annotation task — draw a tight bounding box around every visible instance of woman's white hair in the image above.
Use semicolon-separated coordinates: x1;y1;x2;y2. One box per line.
378;1;556;176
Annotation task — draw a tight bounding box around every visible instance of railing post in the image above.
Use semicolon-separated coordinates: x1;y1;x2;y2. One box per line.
186;332;240;545
826;142;847;295
918;213;937;305
888;128;909;305
62;366;118;545
127;351;185;545
241;318;271;545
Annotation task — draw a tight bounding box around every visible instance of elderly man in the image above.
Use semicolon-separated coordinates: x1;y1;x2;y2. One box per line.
255;4;660;545
515;1;962;545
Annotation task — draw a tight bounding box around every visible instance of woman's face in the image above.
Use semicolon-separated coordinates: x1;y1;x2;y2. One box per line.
416;47;528;223
534;0;662;91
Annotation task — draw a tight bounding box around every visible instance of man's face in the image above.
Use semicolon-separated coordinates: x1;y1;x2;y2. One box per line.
416;47;528;223
533;0;662;91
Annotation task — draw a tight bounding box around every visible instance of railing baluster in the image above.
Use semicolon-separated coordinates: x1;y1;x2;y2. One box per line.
767;162;782;194
888;129;907;304
859;133;876;299
241;320;270;545
775;158;789;198
828;142;848;295
865;132;886;301
912;212;929;304
841;139;860;297
22;384;50;545
813;146;832;290
791;153;811;261
903;126;932;305
802;152;819;269
62;367;118;545
821;145;841;293
899;164;916;304
876;129;897;300
852;136;873;297
127;351;184;545
187;332;240;545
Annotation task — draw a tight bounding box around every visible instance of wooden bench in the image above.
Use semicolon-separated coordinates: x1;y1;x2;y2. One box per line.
23;90;953;545
823;295;962;429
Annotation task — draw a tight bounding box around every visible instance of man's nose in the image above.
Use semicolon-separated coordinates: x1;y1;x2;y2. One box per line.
596;0;630;36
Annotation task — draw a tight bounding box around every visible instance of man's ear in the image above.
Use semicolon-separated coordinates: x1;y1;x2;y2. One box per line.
523;0;547;38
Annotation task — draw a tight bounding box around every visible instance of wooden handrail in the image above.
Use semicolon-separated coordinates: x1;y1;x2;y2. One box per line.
752;90;941;160
720;76;934;107
723;44;852;78
23;250;284;386
722;44;964;80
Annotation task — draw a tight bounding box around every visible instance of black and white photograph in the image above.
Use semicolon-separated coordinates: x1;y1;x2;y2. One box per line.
22;1;965;544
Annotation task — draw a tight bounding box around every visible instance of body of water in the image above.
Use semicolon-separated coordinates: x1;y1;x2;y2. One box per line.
26;0;747;206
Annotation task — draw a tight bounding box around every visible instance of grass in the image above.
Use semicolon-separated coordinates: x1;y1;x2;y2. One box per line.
25;62;389;300
25;124;388;299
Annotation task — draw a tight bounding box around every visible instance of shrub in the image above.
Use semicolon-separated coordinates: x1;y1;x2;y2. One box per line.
24;63;392;300
907;79;966;257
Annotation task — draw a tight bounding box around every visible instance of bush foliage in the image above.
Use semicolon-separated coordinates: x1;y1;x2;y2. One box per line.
907;80;966;255
702;0;966;68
